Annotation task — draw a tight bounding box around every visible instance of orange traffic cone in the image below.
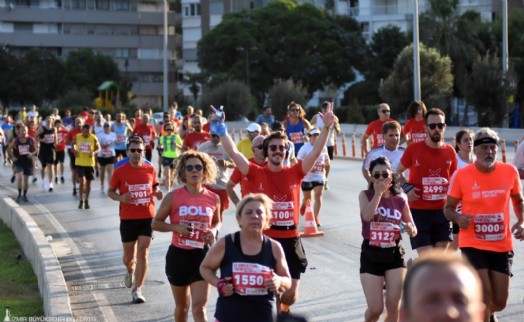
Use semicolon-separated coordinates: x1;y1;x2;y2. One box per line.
300;200;324;238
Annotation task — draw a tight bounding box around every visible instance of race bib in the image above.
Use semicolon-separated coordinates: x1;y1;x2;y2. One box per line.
175;220;207;249
411;132;426;143
43;133;54;144
421;176;448;200
128;183;151;205
79;142;91;153
289;132;304;144
474;213;505;241
18;145;30;155
101;146;113;157
271;201;295;228
312;160;324;173
369;222;399;248
232;262;271;296
375;134;384;146
117;134;126;143
143;135;151;145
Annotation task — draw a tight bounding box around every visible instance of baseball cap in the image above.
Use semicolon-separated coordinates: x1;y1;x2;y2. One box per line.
309;128;320;135
246;123;261;133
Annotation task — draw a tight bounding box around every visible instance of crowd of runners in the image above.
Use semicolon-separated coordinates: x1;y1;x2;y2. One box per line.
1;100;523;322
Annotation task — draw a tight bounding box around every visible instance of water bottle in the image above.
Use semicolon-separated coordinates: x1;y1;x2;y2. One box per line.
4;306;11;322
210;106;226;135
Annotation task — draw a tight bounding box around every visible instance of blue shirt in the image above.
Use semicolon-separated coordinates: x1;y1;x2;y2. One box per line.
255;114;274;125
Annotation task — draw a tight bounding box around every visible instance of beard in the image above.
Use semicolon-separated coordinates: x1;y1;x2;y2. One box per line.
430;133;442;143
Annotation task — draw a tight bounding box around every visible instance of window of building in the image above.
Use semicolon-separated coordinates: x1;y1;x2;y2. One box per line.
138;49;162;59
114;0;130;11
183;3;201;17
115;48;129;58
14;22;33;32
96;0;109;10
209;0;223;15
71;0;86;9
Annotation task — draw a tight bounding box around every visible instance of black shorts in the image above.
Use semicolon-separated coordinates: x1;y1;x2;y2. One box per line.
410;208;452;250
98;156;115;166
461;247;514;276
119;218;153;243
68;151;76;169
145;149;152;162
14;164;34;176
360;239;406;276
273;237;308;279
54;151;65;164
165;244;207;286
115;149;127;159
327;146;334;160
77;166;95;181
161;156;175;168
39;150;56;167
301;181;324;192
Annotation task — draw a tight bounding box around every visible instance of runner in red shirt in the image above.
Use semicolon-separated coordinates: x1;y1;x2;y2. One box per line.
182;114;210;151
444;128;524;322
133;114;156;162
54;118;68;184
218;103;336;314
361;103;400;153
403;100;427;144
108;136;163;304
397;108;457;255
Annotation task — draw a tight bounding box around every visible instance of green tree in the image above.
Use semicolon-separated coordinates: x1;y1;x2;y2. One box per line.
267;81;309;120
21;49;65;106
198;0;366;104
419;0;486;97
201;80;255;120
463;53;517;127
0;48;19;106
379;44;453;117
180;72;207;106
64;49;121;97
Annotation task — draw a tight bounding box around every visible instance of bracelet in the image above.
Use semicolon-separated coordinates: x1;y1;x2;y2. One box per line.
402;182;414;194
323;125;331;130
216;278;228;296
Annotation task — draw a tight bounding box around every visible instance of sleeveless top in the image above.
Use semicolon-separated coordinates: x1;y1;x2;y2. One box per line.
39;127;55;151
14;137;36;167
215;232;276;322
113;122;128;150
285;119;305;156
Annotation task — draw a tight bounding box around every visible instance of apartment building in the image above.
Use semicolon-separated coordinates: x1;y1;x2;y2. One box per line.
0;0;181;107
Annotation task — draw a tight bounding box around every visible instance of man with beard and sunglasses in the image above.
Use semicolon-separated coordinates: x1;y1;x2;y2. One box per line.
396;108;457;255
444;128;524;322
214;103;335;315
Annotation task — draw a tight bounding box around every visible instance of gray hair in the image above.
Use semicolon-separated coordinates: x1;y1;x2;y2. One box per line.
473;127;499;142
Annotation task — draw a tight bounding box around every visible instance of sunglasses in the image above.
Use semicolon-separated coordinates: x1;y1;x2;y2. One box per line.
427;123;445;130
289;109;299;112
269;145;286;152
166;128;174;131
372;172;389;179
255;144;264;150
185;164;203;172
381;110;390;114
129;148;143;153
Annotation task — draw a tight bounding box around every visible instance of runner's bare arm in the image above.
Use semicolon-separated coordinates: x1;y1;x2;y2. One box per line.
511;192;524;240
443;196;471;229
226;179;240;206
302;102;334;174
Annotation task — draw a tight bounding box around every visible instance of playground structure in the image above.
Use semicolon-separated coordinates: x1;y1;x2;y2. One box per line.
93;81;121;112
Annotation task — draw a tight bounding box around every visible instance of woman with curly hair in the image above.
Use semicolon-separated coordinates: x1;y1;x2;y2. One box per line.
152;150;221;322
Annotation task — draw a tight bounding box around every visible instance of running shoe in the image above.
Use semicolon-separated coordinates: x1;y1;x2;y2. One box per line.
32;177;37;184
16;195;22;203
49;183;54;192
124;271;135;288
324;182;329;190
78;200;84;209
22;195;28;203
60;176;65;184
490;313;498;322
300;204;306;216
10;176;15;184
40;181;46;191
132;289;146;304
84;200;90;209
315;217;322;227
101;186;105;194
73;187;77;196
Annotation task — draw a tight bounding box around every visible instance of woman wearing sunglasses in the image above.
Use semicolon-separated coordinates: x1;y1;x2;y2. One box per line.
152;151;221;322
358;156;417;322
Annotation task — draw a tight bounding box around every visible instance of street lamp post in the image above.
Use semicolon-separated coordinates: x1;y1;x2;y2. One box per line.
163;0;168;112
413;0;421;101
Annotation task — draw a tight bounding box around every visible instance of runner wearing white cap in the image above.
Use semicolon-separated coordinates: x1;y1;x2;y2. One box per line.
237;122;261;158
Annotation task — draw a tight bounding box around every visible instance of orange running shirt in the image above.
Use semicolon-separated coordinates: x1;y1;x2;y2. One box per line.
169;186;218;250
183;131;211;151
400;141;457;210
403;118;426;143
247;162;305;238
448;162;521;252
110;162;158;220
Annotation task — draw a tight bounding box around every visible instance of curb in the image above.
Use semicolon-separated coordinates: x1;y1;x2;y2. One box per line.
0;197;73;318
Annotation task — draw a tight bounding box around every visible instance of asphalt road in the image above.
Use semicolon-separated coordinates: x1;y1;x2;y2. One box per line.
1;146;524;321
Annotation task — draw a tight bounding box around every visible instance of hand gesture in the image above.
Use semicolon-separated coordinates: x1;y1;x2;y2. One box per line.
319;102;335;128
373;177;392;195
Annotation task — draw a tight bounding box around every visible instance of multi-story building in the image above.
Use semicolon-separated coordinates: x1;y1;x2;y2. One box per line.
0;0;181;107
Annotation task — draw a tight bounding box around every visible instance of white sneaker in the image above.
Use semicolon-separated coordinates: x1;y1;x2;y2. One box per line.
101;186;105;194
132;289;146;304
40;181;46;191
48;183;54;192
124;271;134;288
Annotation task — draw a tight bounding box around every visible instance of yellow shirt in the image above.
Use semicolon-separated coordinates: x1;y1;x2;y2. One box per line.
237;138;254;159
75;134;97;167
